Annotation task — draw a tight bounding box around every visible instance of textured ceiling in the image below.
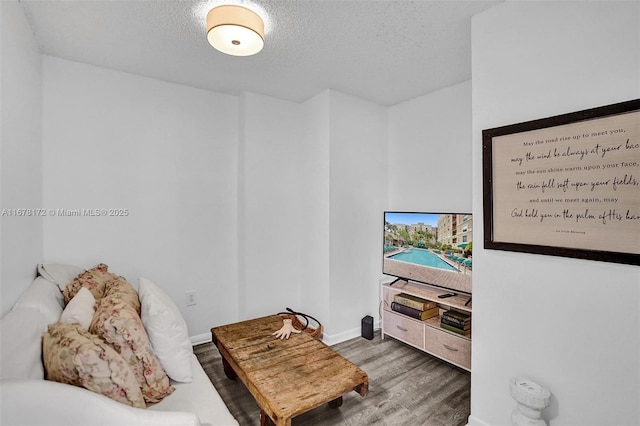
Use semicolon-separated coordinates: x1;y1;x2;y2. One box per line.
19;0;501;106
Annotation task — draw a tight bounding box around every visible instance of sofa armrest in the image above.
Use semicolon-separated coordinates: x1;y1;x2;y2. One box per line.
0;380;200;426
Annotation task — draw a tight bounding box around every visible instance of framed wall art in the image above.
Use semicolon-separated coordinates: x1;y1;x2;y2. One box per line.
483;99;640;265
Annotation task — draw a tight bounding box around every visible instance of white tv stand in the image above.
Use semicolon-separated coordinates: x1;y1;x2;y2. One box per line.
381;279;471;371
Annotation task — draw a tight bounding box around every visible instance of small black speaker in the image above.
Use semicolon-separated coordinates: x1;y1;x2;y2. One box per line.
361;315;374;340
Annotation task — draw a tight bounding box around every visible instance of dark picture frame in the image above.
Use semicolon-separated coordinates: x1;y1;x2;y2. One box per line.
482;99;640;266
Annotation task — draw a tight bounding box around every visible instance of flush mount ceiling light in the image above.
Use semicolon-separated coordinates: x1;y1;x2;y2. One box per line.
206;5;264;56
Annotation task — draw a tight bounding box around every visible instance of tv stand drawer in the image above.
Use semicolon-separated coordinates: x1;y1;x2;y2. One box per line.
383;311;424;350
424;325;471;370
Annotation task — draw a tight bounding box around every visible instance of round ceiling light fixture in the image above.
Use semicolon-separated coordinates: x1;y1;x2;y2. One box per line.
206;5;265;56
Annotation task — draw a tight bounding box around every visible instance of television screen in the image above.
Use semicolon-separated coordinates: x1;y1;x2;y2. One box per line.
383;211;472;294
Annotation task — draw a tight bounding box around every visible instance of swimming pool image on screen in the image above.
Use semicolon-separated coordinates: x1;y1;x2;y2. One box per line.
383;211;473;294
388;248;458;271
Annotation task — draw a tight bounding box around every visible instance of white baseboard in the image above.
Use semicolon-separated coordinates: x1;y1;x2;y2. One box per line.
466;415;491;426
321;327;360;346
321;321;381;346
190;332;211;345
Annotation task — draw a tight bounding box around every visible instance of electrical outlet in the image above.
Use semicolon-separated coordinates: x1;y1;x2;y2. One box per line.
186;290;197;306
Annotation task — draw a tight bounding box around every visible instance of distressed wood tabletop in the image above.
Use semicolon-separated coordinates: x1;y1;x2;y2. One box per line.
212;315;368;426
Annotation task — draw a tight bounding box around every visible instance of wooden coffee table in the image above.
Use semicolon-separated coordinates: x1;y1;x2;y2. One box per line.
211;315;368;426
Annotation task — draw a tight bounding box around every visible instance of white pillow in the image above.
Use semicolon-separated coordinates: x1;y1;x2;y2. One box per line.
37;264;85;291
59;287;96;329
138;277;193;382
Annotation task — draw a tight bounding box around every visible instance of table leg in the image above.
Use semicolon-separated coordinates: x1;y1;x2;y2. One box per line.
260;410;281;426
221;357;237;380
327;396;343;408
354;381;369;397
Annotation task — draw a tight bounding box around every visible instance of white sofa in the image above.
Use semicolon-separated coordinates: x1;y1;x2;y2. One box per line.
0;271;238;426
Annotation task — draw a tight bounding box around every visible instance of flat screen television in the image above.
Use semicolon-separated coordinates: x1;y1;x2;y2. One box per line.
383;211;473;295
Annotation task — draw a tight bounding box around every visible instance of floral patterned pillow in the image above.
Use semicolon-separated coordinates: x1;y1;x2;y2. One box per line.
42;322;145;408
89;298;174;403
103;276;141;314
63;263;116;304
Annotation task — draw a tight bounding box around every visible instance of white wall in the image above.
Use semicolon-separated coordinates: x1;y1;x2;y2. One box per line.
238;89;387;342
0;1;43;315
298;91;331;328
388;81;473;213
470;2;640;425
42;57;239;338
238;92;305;318
328;90;387;341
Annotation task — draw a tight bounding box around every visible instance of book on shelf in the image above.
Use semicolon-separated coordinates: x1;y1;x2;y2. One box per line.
440;322;471;336
442;309;471;323
441;314;470;329
441;316;471;330
393;293;437;311
390;302;439;321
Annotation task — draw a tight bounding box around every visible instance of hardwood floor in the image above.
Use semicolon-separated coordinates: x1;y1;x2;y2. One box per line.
194;331;470;426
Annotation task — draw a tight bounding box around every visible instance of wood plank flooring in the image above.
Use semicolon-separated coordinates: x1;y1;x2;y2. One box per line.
194;331;470;425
